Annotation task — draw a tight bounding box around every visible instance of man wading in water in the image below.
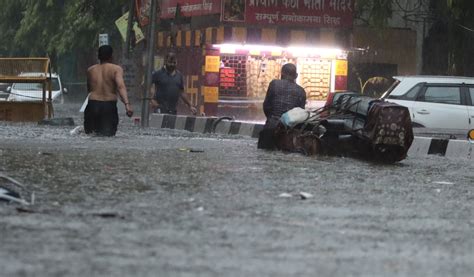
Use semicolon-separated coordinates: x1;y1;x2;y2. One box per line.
84;45;133;136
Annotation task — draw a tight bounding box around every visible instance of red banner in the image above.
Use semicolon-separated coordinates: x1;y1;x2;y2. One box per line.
222;0;354;27
135;0;151;27
160;0;222;19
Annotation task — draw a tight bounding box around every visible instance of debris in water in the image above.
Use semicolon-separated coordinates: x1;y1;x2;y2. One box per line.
0;174;34;205
178;148;204;153
16;207;36;213
278;193;292;198
299;192;313;200
70;126;84;135
433;181;454;185
91;212;124;219
196;206;204;212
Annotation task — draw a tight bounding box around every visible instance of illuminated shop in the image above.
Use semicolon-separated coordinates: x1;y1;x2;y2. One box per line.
203;43;348;119
141;0;354;118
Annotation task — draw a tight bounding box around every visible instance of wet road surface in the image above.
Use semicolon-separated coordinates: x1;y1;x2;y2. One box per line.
0;101;473;276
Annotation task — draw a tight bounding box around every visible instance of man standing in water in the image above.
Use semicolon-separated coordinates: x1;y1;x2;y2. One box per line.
84;45;133;136
151;52;197;115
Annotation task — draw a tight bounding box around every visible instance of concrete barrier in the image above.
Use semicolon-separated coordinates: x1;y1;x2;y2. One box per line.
148;114;472;159
149;114;264;138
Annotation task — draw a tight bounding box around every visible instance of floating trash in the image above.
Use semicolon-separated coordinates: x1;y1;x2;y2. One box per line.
299;192;313;200
278;193;292;198
70;126;84;135
90;212;124;219
178;148;204;153
0;174;34;205
433;181;454;185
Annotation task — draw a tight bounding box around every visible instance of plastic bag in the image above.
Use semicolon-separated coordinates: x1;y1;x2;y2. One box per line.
280;107;310;128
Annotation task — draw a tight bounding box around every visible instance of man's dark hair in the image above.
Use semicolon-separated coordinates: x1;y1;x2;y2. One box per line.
98;45;113;62
281;63;297;80
165;51;177;60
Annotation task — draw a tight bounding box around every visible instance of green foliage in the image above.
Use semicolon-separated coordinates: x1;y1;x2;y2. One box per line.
0;0;128;78
355;0;393;27
427;0;474;74
0;0;24;56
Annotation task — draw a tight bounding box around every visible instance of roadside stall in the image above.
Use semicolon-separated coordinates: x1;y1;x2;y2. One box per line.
208;43;348;119
0;58;54;122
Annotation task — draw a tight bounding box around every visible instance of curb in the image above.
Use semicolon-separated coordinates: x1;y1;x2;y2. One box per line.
407;137;472;159
149;114;263;138
148;114;472;159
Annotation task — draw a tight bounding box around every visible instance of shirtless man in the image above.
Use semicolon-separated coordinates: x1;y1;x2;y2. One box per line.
84;45;133;136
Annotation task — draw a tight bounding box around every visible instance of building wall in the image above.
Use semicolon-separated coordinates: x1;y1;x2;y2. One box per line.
354;0;430;74
352;27;417;75
156;26;351;48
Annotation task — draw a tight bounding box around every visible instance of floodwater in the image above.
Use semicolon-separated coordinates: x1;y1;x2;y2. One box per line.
0;99;473;276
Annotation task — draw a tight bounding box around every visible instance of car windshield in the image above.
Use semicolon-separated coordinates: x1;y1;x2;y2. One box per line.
380;79;401;99
12;78;60;91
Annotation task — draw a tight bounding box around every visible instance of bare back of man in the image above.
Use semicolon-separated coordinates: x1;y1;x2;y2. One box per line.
83;45;133;136
87;63;126;102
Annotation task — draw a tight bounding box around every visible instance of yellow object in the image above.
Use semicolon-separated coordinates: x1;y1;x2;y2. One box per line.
205;56;220;72
203;86;219;103
261;28;277;44
290;30;306;44
115;12;144;43
232;27;247;43
468;129;474;140
0;57;54;121
335;60;348;76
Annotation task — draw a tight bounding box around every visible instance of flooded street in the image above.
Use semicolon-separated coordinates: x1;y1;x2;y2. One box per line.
1;100;473;276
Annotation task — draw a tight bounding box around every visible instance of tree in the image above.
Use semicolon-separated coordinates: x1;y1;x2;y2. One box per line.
355;0;474;75
0;0;128;80
0;0;24;56
355;0;394;28
428;0;474;75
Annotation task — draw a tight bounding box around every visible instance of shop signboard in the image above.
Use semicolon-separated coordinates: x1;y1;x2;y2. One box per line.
115;12;145;43
205;56;221;72
335;59;347;76
98;34;109;46
160;0;221;19
335;59;348;91
203;86;219;103
222;0;354;27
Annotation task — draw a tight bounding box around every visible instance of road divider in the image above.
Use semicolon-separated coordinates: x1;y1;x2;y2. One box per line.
149;114;263;138
148;114;472;160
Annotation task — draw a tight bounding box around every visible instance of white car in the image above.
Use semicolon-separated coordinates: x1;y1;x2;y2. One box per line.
7;73;66;102
381;76;474;130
